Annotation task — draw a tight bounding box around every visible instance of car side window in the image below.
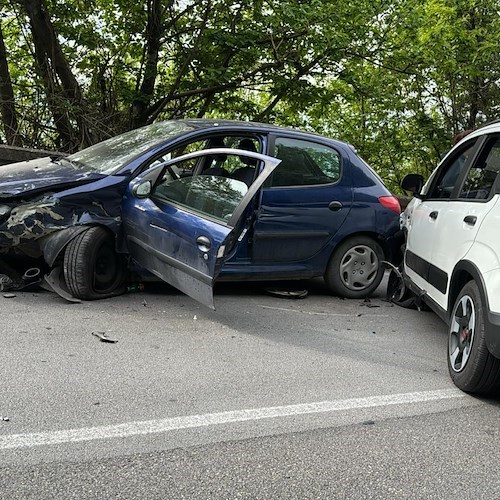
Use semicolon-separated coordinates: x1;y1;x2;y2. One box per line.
459;138;500;200
143;140;206;178
427;140;477;199
201;136;261;186
267;137;341;187
151;153;249;223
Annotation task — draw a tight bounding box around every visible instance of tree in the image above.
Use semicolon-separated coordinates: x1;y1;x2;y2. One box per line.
14;0;97;151
1;0;500;191
0;18;20;145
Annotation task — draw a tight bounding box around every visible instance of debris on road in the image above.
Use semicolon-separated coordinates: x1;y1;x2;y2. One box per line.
360;298;380;308
92;331;118;343
1;416;10;422
0;267;42;292
127;283;145;293
265;288;308;299
2;293;16;298
0;273;15;291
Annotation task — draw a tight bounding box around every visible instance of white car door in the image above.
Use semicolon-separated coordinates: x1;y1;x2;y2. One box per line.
429;135;500;309
405;137;480;303
407;135;500;310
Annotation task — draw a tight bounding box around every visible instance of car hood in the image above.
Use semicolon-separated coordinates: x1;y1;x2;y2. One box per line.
0;156;104;198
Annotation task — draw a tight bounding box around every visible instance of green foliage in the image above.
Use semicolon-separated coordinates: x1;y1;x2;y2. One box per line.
1;0;500;188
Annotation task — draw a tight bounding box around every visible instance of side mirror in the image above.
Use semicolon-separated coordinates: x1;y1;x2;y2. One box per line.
132;180;152;198
401;174;424;195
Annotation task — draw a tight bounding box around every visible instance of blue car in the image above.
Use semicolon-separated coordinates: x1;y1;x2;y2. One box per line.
0;120;402;307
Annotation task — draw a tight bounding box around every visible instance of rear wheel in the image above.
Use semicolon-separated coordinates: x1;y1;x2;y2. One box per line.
63;226;126;300
448;280;500;395
324;236;384;299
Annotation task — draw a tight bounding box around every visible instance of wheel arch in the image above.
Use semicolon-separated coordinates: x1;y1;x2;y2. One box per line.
39;224;115;267
449;260;500;357
448;260;488;316
332;231;390;260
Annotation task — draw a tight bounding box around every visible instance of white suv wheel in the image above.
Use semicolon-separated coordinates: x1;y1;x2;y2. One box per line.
449;293;476;373
447;281;500;394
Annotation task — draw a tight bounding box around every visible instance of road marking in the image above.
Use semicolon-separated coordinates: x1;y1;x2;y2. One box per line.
0;389;464;450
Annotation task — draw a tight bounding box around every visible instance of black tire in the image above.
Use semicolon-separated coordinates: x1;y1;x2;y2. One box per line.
63;226;126;300
324;236;384;299
448;281;500;395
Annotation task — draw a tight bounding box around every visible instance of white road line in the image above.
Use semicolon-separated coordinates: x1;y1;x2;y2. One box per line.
0;389;464;450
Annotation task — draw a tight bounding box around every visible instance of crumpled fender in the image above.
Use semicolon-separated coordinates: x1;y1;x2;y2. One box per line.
39;226;93;267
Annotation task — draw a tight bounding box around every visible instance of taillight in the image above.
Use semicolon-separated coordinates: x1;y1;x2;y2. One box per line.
378;196;401;214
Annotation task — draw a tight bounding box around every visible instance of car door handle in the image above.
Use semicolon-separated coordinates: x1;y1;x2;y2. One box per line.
464;215;477;226
429;211;438;220
328;201;343;211
196;235;211;252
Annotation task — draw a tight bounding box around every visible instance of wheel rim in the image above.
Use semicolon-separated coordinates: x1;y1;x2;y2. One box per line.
449;294;476;373
93;243;121;293
339;244;379;291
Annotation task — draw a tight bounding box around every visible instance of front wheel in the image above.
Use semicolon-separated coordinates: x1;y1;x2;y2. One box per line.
324;236;384;299
63;226;126;300
448;281;500;395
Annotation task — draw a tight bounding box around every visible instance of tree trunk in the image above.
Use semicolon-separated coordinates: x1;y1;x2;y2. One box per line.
0;22;21;146
18;0;94;151
131;0;167;129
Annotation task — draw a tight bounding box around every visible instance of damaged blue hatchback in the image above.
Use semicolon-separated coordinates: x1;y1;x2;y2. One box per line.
0;120;402;307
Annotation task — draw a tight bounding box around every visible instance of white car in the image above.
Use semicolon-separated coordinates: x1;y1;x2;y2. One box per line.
398;121;500;395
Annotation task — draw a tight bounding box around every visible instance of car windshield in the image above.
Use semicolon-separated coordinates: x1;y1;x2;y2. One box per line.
64;121;195;174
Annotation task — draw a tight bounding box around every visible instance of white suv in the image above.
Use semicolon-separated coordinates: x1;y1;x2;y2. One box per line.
398;121;500;395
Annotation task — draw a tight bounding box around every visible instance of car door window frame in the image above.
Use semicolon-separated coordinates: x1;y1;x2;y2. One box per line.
134;132;267;178
132;148;280;228
456;134;500;202
425;137;484;201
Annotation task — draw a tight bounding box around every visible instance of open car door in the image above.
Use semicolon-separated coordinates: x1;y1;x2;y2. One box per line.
122;148;280;309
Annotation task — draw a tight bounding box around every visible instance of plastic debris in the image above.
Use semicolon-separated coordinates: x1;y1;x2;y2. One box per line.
0;274;15;291
43;267;82;303
3;293;16;298
360;298;380;308
23;267;41;285
0;268;42;292
92;331;118;343
1;416;10;422
265;288;308;299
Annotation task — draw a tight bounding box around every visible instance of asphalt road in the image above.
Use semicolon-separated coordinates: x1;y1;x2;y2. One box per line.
1;275;500;499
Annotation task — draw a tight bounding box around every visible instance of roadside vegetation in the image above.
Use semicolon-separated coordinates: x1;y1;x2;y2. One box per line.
1;0;499;191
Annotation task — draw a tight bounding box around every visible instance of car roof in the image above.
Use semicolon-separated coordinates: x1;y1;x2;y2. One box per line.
177;118;355;150
467;120;500;139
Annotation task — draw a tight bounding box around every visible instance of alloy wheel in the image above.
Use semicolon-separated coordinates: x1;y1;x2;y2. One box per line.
449;294;476;373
